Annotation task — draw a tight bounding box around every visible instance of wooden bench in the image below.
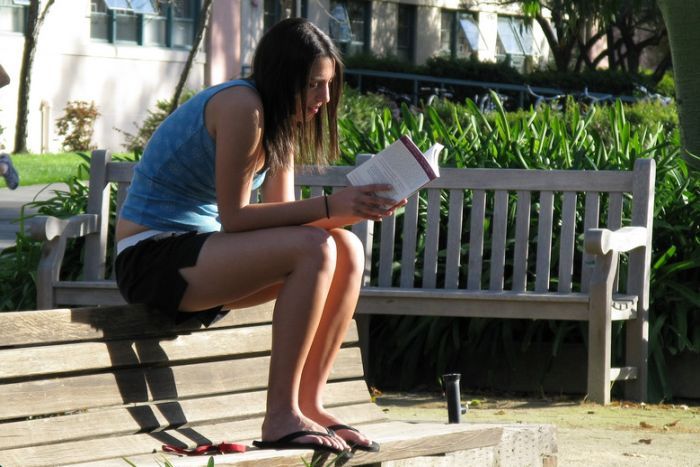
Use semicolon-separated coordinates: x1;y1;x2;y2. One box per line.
28;150;655;405
0;304;558;466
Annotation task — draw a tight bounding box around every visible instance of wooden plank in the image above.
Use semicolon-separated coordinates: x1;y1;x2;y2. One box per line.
103;163;634;194
467;190;486;290
378;210;396;287
580;192;600;293
488;191;508;291
357;289;592;321
0;303;275;348
421;189;441;288
358;289;638;321
426;167;634;192
0;347;364;421
0;321;359;380
399;194;420;288
0;415;503;467
105;161;136;183
610;366;638;381
557;192;577;293
444;189;464;289
534;191;554;292
0;403;389;467
607;192;624;292
294;165;354;186
624;158;655;402
0;380;372;451
511;190;531;292
110;181;130;280
83;149;111;281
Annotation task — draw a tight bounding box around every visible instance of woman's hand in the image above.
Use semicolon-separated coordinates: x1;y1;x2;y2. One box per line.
328;184;407;221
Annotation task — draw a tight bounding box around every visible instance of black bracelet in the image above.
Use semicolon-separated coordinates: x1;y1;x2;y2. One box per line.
323;194;330;218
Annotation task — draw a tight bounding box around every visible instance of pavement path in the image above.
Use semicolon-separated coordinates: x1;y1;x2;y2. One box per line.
0;183;69;252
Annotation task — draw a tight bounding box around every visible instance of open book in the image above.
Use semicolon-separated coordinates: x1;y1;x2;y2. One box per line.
346;135;444;202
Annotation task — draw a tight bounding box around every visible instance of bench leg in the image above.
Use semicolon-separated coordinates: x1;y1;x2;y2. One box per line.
624;308;648;402
587;252;617;405
355;314;372;378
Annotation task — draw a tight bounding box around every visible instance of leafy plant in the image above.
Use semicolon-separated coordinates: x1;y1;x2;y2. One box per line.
55;100;100;151
338;92;697;402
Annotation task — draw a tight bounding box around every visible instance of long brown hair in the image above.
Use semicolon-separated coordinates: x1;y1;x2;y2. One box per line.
250;18;344;172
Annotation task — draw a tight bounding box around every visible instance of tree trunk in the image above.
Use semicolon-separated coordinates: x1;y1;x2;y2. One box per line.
169;0;214;115
658;0;700;170
13;0;54;154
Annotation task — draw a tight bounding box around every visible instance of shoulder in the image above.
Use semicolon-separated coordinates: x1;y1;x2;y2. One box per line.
205;83;264;152
207;83;264;129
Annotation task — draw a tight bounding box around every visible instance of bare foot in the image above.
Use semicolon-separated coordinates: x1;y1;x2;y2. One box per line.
303;407;377;451
259;410;349;453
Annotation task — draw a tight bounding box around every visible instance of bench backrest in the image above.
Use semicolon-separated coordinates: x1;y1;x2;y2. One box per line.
79;150;654;304
0;303;380;466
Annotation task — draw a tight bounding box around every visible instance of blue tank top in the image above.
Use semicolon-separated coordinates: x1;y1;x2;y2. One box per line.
120;79;267;232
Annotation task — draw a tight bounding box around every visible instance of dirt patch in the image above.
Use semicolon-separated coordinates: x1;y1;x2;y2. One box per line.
374;392;700;466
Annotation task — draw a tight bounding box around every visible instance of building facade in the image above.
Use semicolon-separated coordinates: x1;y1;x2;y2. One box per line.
0;0;548;153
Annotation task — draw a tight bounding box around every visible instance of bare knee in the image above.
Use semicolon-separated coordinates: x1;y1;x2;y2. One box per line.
329;228;364;278
293;226;337;273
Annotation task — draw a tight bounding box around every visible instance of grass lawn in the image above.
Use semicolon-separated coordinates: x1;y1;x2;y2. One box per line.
1;152;135;188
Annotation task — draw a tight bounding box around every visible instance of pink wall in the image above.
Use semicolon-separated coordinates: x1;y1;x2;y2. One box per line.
207;0;241;86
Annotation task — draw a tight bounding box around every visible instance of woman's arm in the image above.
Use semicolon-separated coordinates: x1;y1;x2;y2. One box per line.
210;87;397;233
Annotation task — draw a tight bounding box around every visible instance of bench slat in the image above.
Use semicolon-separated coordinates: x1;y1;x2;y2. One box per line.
607;192;624;292
422;189;441;288
2;322;356;380
0;403;390;467
358;289;637;321
467;190;486;290
0;347;365;421
399;194;420;288
581;192;600;292
0;303;275;348
433;167;634;192
378;207;397;287
105;161;136;183
444;189;464;289
535;191;554;292
557;192;577;293
489;190;508;291
512;190;531;292
0;380;372;451
107;421;504;467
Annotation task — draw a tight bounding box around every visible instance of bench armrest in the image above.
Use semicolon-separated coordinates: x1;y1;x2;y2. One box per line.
584;227;648;256
27;214;99;242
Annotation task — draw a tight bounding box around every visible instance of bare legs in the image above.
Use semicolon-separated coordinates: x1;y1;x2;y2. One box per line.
178;226;371;451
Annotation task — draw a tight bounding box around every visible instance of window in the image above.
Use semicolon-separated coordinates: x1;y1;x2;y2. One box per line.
439;10;452;56
396;4;415;63
143;1;167;46
496;16;535;69
0;0;28;34
329;0;370;57
90;0;198;48
263;0;307;32
440;10;479;59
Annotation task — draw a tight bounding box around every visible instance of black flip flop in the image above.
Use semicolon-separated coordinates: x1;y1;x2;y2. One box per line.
252;430;351;455
327;424;380;452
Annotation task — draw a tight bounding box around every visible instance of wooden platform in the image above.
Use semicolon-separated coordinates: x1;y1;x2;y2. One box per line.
0;304;556;466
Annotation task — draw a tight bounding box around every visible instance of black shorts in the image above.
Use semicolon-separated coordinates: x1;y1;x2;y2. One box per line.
115;231;227;326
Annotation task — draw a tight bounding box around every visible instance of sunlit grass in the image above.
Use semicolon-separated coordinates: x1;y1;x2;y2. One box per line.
1;152;136;187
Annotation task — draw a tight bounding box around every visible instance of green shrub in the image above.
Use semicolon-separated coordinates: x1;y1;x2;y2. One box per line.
337;94;697;402
117;89;197;154
655;71;676;98
55;101;100;152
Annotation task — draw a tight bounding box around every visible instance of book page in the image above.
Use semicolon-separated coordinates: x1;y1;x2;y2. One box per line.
347;137;443;202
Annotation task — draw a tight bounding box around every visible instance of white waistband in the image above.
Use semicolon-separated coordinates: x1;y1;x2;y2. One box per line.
116;229;167;255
